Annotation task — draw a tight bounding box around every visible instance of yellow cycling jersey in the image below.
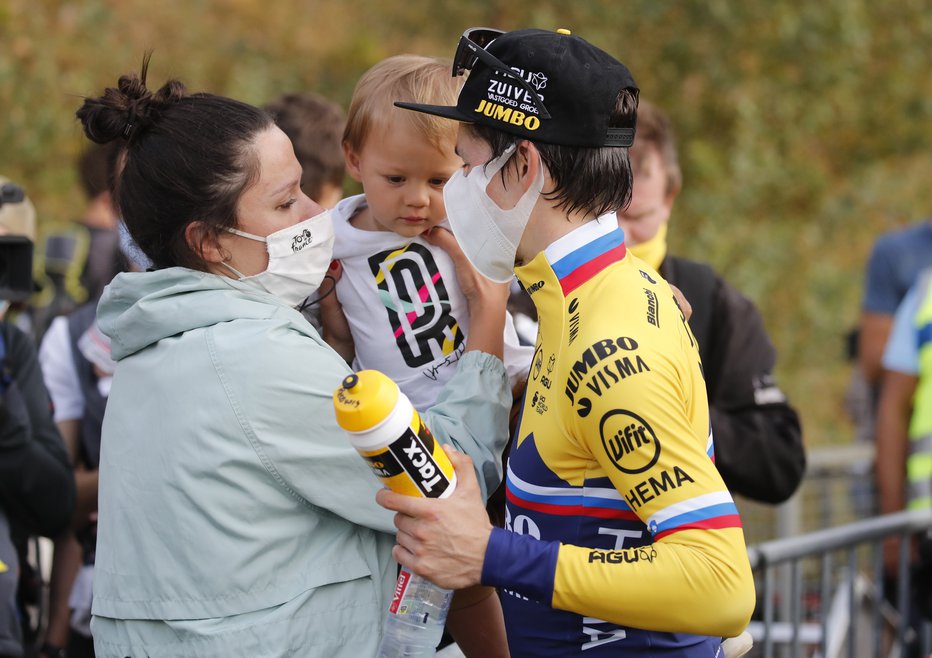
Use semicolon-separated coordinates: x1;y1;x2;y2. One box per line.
480;217;755;657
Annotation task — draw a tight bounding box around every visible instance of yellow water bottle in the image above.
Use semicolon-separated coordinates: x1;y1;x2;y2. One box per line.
334;370;455;657
334;370;456;498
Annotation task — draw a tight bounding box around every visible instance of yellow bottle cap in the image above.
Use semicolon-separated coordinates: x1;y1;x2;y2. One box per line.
333;370;400;432
556;28;572;35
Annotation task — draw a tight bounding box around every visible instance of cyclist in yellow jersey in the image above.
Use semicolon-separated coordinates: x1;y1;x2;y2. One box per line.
379;27;755;657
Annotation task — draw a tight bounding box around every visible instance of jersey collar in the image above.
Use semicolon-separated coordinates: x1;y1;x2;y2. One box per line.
516;215;627;296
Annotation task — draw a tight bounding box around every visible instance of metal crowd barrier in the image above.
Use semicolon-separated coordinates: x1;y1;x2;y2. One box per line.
738;443;878;549
746;508;932;658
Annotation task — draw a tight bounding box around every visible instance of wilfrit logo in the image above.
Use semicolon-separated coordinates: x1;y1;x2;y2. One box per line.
291;228;313;252
388;429;452;496
599;409;661;474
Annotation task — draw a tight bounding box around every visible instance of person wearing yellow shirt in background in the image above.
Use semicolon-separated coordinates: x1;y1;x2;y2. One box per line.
617;100;805;505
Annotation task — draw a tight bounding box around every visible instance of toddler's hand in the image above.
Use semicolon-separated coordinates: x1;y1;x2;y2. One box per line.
319;260;355;363
423;227;509;310
424;227;507;358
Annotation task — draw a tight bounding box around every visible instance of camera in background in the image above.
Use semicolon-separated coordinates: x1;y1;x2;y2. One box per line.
0;179;36;303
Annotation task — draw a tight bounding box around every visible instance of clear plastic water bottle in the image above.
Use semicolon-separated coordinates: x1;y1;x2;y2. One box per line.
377;566;453;657
333;370;459;657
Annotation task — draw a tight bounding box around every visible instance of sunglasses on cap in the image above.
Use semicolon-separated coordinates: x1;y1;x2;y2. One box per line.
452;27;552;120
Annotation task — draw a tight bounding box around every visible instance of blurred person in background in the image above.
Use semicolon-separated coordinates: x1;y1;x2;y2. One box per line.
874;265;932;655
32;144;128;342
37;178;156;658
37;140;128;658
509;99;805;505
854;220;932;498
263;91;347;336
860;220;932;390
852;220;932;446
72;143;127;305
37;288;129;658
614;100;805;504
37;319;112;658
262;91;347;210
0;177;76;658
838;219;932;531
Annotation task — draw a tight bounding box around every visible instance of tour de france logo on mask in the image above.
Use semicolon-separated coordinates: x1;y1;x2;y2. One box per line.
473;67;548;131
291;228;314;252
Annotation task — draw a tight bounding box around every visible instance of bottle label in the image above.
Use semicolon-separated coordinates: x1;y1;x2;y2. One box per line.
388;568;411;614
357;421;455;498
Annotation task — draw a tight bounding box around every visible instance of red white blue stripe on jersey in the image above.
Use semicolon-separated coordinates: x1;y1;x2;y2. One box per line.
506;463;640;521
646;491;742;540
547;218;627;296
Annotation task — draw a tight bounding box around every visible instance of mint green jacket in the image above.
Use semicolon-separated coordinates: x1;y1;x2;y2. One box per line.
91;268;510;658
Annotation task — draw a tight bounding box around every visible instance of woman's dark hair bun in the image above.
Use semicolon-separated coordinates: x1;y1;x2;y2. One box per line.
76;51;187;145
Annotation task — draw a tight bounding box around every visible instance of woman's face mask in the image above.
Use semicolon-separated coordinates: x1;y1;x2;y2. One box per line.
443;144;544;283
221;210;335;307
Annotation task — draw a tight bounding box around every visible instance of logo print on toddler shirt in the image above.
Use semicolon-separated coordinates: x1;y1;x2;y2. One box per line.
368;243;465;369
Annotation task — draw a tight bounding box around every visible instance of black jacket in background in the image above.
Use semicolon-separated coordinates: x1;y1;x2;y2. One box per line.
0;321;76;538
661;256;806;504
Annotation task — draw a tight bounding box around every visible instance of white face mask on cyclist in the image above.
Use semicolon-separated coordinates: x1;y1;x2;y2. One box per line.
221;210;335;307
443;144;544;283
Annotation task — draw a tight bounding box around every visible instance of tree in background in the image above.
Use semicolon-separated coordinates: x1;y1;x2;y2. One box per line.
2;0;931;497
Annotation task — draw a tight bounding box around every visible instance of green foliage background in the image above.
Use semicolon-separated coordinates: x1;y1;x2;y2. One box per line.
3;0;932;451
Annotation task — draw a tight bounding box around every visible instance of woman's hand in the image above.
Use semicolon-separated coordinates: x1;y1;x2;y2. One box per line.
423;227;507;358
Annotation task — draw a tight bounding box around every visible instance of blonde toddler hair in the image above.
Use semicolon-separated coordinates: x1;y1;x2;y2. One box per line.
343;54;462;154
